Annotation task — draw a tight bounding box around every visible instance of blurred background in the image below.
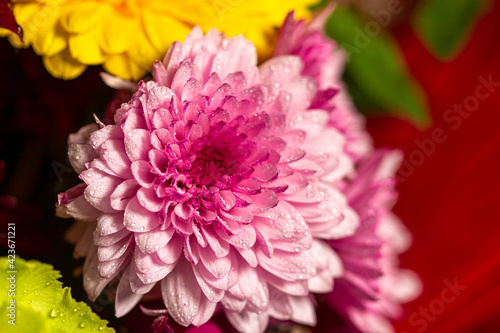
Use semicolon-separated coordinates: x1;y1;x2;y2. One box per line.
1;0;500;332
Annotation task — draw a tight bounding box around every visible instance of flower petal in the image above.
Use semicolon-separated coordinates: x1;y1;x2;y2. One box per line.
162;258;201;327
124;196;160;232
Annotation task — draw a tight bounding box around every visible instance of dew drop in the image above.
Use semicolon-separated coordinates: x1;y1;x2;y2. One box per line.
49;308;59;318
80;322;87;328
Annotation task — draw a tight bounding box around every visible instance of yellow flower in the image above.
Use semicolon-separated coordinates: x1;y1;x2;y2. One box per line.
0;0;316;80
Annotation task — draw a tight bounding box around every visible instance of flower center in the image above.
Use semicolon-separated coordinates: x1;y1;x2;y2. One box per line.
151;122;255;203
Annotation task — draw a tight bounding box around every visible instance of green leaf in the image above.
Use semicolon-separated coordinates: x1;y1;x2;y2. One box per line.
0;257;115;333
326;5;429;127
413;0;489;60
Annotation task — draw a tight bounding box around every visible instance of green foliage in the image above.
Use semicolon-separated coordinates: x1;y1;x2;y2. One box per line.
326;5;429;127
413;0;489;59
0;257;114;333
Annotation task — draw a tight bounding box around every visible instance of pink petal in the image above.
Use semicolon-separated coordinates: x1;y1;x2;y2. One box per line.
171;208;194;234
153;61;168;86
137;187;164;212
131;160;155;188
220;293;246;312
262;269;309;296
247;276;269;313
215;223;256;249
95;213;125;236
83;245;122;301
201;225;230;257
211;36;257;79
97;246;131;278
235;178;261;194
149;149;169;175
90;125;124;152
259;55;303;84
218;190;236;211
97;235;133;261
199;246;231;279
235;247;258;268
162;41;182;86
157;233;184;264
140;305;167;317
72;222;94;259
152;108;173;130
224;71;247;93
182;78;203;103
192;265;225;303
135;226;175;254
81;168;121;213
174;202;195;220
192;223;208;248
225;309;269;333
161;258;201;327
202;72;221;98
257;249;315;282
171;61;203;98
252;163;278;182
289;295;316;326
247;189;278;212
124;128;152;162
228;261;259;300
124;196;160;232
268;287;292;320
184;235;200;265
56;184;101;221
68;142;98;174
219;207;253;223
93;224;130;247
115;266;144;317
187;123;204;142
121;109;148;134
134;247;173;277
110;179;140;211
102;139;132;178
253;203;310;243
192;295;217;326
216;214;241;235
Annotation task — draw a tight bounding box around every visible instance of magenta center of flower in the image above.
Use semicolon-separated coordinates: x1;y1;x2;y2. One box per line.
150;122;255;208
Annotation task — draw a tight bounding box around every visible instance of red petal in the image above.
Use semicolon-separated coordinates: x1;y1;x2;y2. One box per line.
0;0;23;41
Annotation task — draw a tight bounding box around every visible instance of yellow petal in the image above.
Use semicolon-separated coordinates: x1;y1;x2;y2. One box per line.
143;10;190;53
99;14;134;55
60;2;107;34
127;28;160;72
68;28;105;64
103;53;146;81
32;19;67;57
43;48;87;80
8;2;40;48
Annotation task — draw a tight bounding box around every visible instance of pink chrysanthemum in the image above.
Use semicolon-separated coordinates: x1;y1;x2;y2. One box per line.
274;11;421;333
275;11;372;161
327;150;421;333
57;25;361;332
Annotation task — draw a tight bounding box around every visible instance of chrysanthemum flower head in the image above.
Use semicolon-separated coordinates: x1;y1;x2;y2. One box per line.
57;25;362;332
273;11;421;332
0;0;316;80
275;11;373;161
327;150;421;333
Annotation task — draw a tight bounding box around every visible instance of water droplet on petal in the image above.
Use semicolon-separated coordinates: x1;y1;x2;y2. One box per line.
49;308;59;318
